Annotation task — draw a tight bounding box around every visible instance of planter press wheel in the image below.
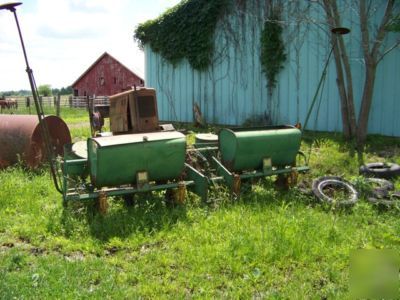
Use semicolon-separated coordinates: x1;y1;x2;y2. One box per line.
96;191;108;215
165;183;187;205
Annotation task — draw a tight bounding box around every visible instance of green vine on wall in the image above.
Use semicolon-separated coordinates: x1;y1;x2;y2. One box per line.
260;8;287;94
134;0;230;70
387;13;400;31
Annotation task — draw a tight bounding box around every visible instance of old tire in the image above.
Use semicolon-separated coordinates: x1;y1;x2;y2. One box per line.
366;178;394;198
360;162;400;179
368;195;400;207
368;190;400;207
312;176;359;206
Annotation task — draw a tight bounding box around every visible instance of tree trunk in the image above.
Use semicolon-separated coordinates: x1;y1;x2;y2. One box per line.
337;36;357;137
356;0;394;150
322;0;354;139
356;62;377;149
330;0;357;138
332;44;352;139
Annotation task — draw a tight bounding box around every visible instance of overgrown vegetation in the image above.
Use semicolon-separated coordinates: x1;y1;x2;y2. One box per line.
134;0;229;70
260;7;287;94
0;110;399;297
387;12;400;31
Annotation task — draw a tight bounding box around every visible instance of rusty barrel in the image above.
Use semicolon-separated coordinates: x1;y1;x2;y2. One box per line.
0;115;71;168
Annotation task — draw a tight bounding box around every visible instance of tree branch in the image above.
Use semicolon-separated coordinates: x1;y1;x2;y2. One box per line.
360;0;371;60
371;0;395;60
377;39;400;64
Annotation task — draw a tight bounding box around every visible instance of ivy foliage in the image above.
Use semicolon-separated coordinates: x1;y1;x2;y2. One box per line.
387;13;400;32
260;9;287;92
134;0;229;70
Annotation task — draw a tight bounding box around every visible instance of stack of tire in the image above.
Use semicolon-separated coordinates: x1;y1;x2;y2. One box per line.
359;163;400;207
311;162;400;207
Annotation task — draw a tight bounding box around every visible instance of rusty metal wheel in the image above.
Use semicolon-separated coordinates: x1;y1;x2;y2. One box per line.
165;183;186;206
232;174;241;196
275;174;289;190
174;183;186;204
288;171;299;187
97;191;108;214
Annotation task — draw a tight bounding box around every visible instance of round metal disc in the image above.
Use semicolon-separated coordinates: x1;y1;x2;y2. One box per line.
195;133;218;142
0;2;22;11
72;141;88;159
331;27;351;35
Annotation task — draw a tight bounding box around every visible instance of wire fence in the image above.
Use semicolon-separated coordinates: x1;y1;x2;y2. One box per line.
0;95;109;110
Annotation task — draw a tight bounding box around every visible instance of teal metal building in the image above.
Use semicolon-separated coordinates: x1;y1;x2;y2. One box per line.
144;1;400;136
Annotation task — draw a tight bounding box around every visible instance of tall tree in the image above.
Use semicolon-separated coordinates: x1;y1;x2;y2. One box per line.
322;0;399;149
38;84;52;97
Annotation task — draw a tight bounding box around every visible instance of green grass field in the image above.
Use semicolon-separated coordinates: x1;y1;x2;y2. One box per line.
0;109;399;298
6;106;90;124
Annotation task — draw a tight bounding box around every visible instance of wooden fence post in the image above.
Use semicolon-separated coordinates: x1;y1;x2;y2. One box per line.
26;96;31;114
56;94;61;117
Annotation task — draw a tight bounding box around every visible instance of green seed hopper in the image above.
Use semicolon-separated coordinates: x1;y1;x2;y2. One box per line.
219;126;302;171
62;131;201;206
187;125;309;200
88;131;186;188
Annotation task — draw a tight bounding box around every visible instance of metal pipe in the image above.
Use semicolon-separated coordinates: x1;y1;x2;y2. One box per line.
64;181;196;201
303;27;351;131
187;146;219;152
0;2;64;193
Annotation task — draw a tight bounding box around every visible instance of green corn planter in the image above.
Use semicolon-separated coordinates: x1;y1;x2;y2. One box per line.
219;125;302;172
63;142;89;179
87;131;186;188
206;125;309;196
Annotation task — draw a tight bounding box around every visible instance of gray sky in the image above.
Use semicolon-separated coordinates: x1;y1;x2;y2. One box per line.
0;0;181;90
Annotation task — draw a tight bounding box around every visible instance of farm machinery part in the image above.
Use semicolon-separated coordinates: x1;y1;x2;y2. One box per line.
0;115;71;168
186;126;310;201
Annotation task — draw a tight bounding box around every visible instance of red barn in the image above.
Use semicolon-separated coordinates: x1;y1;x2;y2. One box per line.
72;52;144;97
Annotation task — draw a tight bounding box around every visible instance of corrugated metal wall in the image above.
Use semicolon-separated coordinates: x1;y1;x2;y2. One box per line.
145;1;400;136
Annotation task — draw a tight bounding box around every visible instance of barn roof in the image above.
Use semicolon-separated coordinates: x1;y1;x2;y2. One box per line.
71;52;143;87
